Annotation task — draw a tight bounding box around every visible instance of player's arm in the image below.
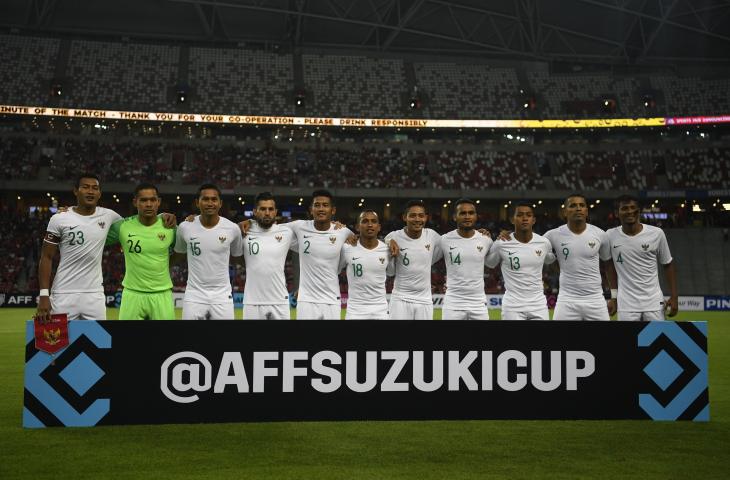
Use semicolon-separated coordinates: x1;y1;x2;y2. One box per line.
105;219;123;246
663;261;679;317
229;228;245;265
484;243;501;269
604;259;618;316
159;213;177;228
36;232;60;322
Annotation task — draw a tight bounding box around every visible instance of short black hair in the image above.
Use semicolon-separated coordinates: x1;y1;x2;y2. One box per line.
403;199;428;216
255;191;275;207
453;198;476;214
134;182;159;197
311;189;334;205
75;173;100;189
511;201;534;217
564;192;587;206
358;209;380;223
198;183;221;197
615;194;640;210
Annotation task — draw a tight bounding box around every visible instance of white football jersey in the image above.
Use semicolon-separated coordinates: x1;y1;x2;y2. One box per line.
341;240;391;315
174;216;243;304
385;228;443;305
45;206;122;294
243;222;294;305
288;220;353;305
486;233;555;311
606;224;673;312
544;224;611;301
439;230;493;309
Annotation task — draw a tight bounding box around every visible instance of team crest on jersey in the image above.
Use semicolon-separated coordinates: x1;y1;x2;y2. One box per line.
218;236;226;243
158;233;166;241
275;234;282;242
98;221;106;229
425;244;431;251
535;249;543;257
641;243;650;251
329;236;337;244
379;257;385;264
477;245;483;252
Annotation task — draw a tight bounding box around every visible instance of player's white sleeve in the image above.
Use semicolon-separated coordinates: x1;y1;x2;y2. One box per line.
657;229;673;265
338;244;348;273
485;242;501;268
544;251;557;265
230;227;244;257
598;230;612;261
44;215;62;243
432;238;444;264
173;223;187;253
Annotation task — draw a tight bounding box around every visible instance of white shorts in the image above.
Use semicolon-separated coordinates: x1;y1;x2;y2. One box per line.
553;299;610;321
442;303;490;320
51;292;107;320
181;300;234;320
501;308;549;320
296;301;341;320
244;304;290;320
618;310;665;321
346;303;389;320
389;298;433;320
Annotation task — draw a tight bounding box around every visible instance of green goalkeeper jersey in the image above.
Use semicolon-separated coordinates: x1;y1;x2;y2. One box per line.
107;215;176;292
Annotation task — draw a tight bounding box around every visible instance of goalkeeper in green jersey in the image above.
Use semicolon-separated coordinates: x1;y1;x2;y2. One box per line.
107;183;177;319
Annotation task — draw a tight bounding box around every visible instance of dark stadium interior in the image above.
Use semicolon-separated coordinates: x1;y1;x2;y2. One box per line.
1;0;729;302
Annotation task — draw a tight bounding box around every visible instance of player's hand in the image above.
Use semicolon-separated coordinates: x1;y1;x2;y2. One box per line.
388;239;400;257
497;229;511;241
160;213;178;228
345;234;358;246
477;228;491;238
333;221;345;230
607;298;617;316
35;296;52;324
666;295;679;318
238;219;252;237
185;214;195;222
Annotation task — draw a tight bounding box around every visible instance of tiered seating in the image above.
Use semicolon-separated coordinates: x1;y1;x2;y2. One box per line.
0;137;40;180
49;139;173;183
414;63;520;118
431;150;545;190
189;47;293;115
0;35;59;105
303;54;406;117
652;76;730;116
63;40;179;111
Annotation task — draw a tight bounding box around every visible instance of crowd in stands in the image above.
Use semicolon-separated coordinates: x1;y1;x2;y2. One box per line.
7;134;728;192
2;34;729;119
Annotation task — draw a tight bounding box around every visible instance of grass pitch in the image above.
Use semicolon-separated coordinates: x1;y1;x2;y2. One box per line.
1;308;728;479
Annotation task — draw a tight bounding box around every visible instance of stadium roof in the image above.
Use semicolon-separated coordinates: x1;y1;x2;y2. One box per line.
3;0;730;65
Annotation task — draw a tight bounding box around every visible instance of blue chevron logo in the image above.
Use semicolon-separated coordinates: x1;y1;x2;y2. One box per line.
23;321;111;428
638;322;709;421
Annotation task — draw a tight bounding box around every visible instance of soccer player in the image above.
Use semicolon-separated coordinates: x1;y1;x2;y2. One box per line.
172;184;243;320
288;190;353;320
241;192;295;320
36;174;122;321
606;195;678;321
340;210;391;319
385;200;442;319
439;199;494;320
543;193;613;320
107;183;177;320
486;202;555;320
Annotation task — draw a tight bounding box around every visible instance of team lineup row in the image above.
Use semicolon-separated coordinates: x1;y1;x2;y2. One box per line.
34;174;679;322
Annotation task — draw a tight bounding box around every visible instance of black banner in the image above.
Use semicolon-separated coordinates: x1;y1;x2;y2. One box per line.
23;320;709;427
